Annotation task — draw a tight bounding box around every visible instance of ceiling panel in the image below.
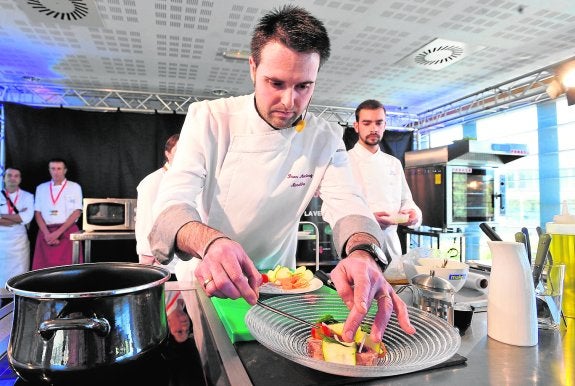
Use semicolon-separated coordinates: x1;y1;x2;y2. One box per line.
0;0;574;116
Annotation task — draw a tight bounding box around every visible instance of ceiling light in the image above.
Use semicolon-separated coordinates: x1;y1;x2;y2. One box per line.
545;59;575;104
221;50;250;60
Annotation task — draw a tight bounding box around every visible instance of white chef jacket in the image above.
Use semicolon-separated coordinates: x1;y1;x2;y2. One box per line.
0;188;34;287
136;165;180;272
151;94;382;270
348;143;422;260
34;179;82;225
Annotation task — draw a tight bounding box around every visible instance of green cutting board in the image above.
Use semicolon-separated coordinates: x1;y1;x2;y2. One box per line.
211;285;336;343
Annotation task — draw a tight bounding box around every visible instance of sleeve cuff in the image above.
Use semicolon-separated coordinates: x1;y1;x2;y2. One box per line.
149;203;201;263
332;214;384;257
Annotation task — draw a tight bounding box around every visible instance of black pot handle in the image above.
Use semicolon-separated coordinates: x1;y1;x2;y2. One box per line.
38;317;111;340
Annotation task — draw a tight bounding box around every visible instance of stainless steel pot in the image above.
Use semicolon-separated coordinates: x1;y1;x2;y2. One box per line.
5;262;171;384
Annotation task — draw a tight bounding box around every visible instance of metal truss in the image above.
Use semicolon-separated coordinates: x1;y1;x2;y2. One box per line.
0;83;418;129
2;55;570;133
412;57;575;132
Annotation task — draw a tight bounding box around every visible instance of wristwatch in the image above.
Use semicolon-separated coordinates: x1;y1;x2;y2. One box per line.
347;243;389;272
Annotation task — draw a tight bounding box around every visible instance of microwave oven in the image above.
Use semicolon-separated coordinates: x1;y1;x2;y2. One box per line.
83;198;137;232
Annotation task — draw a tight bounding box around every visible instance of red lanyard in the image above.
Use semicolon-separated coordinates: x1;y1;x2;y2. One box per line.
3;189;19;214
49;180;68;206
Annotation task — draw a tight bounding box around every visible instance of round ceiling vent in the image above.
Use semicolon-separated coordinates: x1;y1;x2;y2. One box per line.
26;0;89;21
414;44;465;66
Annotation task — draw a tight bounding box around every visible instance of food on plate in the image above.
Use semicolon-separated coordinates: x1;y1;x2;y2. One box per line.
307;314;387;366
263;265;314;290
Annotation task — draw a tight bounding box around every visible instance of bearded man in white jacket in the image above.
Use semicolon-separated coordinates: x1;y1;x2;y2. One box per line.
150;5;415;343
348;99;422;266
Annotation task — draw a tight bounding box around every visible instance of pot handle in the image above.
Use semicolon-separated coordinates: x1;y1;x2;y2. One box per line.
38;317;111;340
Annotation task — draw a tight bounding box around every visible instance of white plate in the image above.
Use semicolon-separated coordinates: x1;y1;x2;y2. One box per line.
259;277;323;295
245;293;461;377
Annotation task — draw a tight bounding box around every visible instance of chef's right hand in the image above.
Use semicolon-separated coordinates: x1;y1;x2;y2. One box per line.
194;238;261;305
373;211;394;228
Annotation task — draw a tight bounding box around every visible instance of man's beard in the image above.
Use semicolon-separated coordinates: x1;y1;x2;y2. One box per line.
364;134;380;146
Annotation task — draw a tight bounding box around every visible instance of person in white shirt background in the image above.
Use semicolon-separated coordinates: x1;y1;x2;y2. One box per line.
150;6;415;343
136;133;179;269
0;167;34;306
32;158;83;269
348;99;422;269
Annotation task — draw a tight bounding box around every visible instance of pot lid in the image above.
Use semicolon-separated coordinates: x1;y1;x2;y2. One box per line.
411;271;455;293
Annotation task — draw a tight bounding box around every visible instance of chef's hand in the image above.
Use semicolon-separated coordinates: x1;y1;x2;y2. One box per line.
403;208;419;226
373;211;394;228
330;252;415;344
194;238;262;305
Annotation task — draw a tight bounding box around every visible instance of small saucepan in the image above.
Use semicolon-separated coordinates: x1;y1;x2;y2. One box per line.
5;262;171;385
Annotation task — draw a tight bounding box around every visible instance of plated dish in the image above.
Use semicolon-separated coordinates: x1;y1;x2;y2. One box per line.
245;293;461;377
259;277;323;295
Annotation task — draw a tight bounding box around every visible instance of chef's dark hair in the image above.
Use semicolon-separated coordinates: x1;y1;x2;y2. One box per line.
165;133;180;153
251;5;330;68
48;158;68;169
355;99;387;122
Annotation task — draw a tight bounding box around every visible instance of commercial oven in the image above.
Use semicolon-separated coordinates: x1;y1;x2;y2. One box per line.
404;140;527;230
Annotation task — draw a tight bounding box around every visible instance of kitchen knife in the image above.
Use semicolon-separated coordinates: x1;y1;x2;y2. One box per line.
536;226;554;265
532;233;552;288
521;227;532;264
479;223;503;241
315;270;337;291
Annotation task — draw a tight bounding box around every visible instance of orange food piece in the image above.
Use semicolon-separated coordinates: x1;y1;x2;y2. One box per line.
277;273;310;290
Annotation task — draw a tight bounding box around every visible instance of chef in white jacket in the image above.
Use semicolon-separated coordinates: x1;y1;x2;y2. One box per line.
150;5;415;343
0;167;34;294
348;99;422;264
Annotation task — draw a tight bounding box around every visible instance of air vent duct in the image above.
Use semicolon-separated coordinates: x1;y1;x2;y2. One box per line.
397;38;484;71
18;0;104;27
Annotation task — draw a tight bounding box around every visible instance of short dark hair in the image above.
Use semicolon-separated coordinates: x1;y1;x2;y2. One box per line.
165;133;180;153
48;158;68;169
251;5;330;68
355;99;387;122
4;166;22;175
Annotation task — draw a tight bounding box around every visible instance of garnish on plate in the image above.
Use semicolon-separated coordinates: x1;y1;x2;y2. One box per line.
307;314;387;366
263;265;314;290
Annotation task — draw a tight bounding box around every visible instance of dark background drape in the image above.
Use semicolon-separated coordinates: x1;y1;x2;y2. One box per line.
4;102;184;263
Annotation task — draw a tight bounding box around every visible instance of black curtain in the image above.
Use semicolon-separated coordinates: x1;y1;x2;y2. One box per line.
4;102;184;263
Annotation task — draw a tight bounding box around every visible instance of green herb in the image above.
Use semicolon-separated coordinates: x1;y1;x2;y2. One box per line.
317;314;338;325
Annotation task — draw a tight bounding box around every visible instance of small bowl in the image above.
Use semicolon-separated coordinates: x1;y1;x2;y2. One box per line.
454;304;474;335
403;258;469;292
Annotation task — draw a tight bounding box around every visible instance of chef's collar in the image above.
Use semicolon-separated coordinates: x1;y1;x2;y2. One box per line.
252;96;303;131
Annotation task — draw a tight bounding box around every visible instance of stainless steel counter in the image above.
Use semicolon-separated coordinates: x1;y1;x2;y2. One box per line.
181;287;575;386
69;231;135;264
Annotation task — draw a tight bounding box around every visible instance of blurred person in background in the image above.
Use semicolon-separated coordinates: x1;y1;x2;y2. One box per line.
32;158;83;269
136;133;180;270
1;167;34;306
348;99;422;269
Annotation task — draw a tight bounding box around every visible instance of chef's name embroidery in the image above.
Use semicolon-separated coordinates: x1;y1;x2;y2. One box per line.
286;173;313;188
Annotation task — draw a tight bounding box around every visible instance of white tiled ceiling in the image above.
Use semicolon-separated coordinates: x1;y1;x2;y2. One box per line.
0;0;573;114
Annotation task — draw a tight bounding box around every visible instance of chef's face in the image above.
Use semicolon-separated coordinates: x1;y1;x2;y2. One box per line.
249;41;319;129
168;309;191;343
354;107;386;147
3;168;21;190
48;161;67;183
